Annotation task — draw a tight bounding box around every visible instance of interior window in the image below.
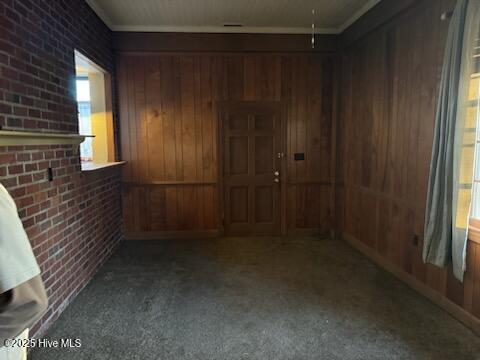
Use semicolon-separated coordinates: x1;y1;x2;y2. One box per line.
473;119;479;219
469;69;480;222
470;36;480;221
76;77;93;161
74;50;115;166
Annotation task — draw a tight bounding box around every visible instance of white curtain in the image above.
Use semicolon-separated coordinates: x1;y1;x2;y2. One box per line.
424;0;480;281
452;0;480;280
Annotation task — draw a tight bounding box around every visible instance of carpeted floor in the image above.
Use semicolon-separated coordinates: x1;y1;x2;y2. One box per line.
31;237;480;360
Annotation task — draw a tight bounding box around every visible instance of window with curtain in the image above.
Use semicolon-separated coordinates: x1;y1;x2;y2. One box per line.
423;0;480;281
449;0;480;275
472;57;480;221
462;37;480;230
473;93;480;221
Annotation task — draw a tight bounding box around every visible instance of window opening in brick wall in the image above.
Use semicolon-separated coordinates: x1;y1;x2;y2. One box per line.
74;50;115;166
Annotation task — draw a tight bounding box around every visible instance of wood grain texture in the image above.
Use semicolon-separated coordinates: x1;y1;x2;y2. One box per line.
339;0;420;49
113;32;337;53
338;0;480;323
117;53;335;236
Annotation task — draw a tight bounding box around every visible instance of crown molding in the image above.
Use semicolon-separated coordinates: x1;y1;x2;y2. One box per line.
110;25;338;34
86;0;382;35
85;0;114;28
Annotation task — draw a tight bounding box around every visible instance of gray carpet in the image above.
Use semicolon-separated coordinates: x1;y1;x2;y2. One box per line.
31;237;480;360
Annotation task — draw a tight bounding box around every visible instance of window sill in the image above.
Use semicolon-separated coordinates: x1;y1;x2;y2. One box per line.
81;161;126;172
469;219;480;244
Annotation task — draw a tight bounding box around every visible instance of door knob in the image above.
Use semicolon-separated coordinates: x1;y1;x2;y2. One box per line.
274;178;280;183
274;171;280;176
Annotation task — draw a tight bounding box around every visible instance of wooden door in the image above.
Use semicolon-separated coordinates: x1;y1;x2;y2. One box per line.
221;101;284;235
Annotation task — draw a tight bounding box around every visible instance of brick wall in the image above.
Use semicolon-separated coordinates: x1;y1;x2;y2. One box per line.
0;0;123;336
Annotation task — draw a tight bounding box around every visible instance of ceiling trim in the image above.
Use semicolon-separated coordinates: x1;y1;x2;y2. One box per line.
110;25;338;34
338;0;382;32
86;0;382;34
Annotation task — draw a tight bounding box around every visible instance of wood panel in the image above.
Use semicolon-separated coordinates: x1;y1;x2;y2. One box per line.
339;0;420;48
117;53;335;237
338;0;480;325
113;32;337;53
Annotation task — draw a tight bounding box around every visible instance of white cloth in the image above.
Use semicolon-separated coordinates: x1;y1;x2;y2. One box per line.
0;184;40;293
0;329;28;360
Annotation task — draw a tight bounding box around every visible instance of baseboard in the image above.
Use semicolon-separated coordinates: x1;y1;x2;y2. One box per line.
126;229;333;240
125;230;219;240
342;232;480;336
286;228;334;237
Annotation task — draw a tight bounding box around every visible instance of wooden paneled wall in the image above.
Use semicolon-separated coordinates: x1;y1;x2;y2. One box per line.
117;54;335;237
337;0;480;324
113;32;337;53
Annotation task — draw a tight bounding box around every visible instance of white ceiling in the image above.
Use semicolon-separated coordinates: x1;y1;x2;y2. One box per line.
86;0;381;34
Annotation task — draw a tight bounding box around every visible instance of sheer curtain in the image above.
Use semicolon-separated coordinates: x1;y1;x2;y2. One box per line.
423;0;480;281
452;0;480;280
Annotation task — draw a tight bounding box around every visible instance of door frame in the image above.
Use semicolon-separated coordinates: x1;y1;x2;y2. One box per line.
217;100;287;236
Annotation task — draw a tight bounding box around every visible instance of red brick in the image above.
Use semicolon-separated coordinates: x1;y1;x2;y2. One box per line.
26;204;40;216
0;0;122;341
16;152;31;161
32;152;43;160
35;212;47;223
25;162;38;172
23;216;35;229
25;183;39;193
0;102;12;114
38;161;49;170
17;195;34;208
10;186;25;197
18;173;32;184
0;153;15;163
8;164;23;174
